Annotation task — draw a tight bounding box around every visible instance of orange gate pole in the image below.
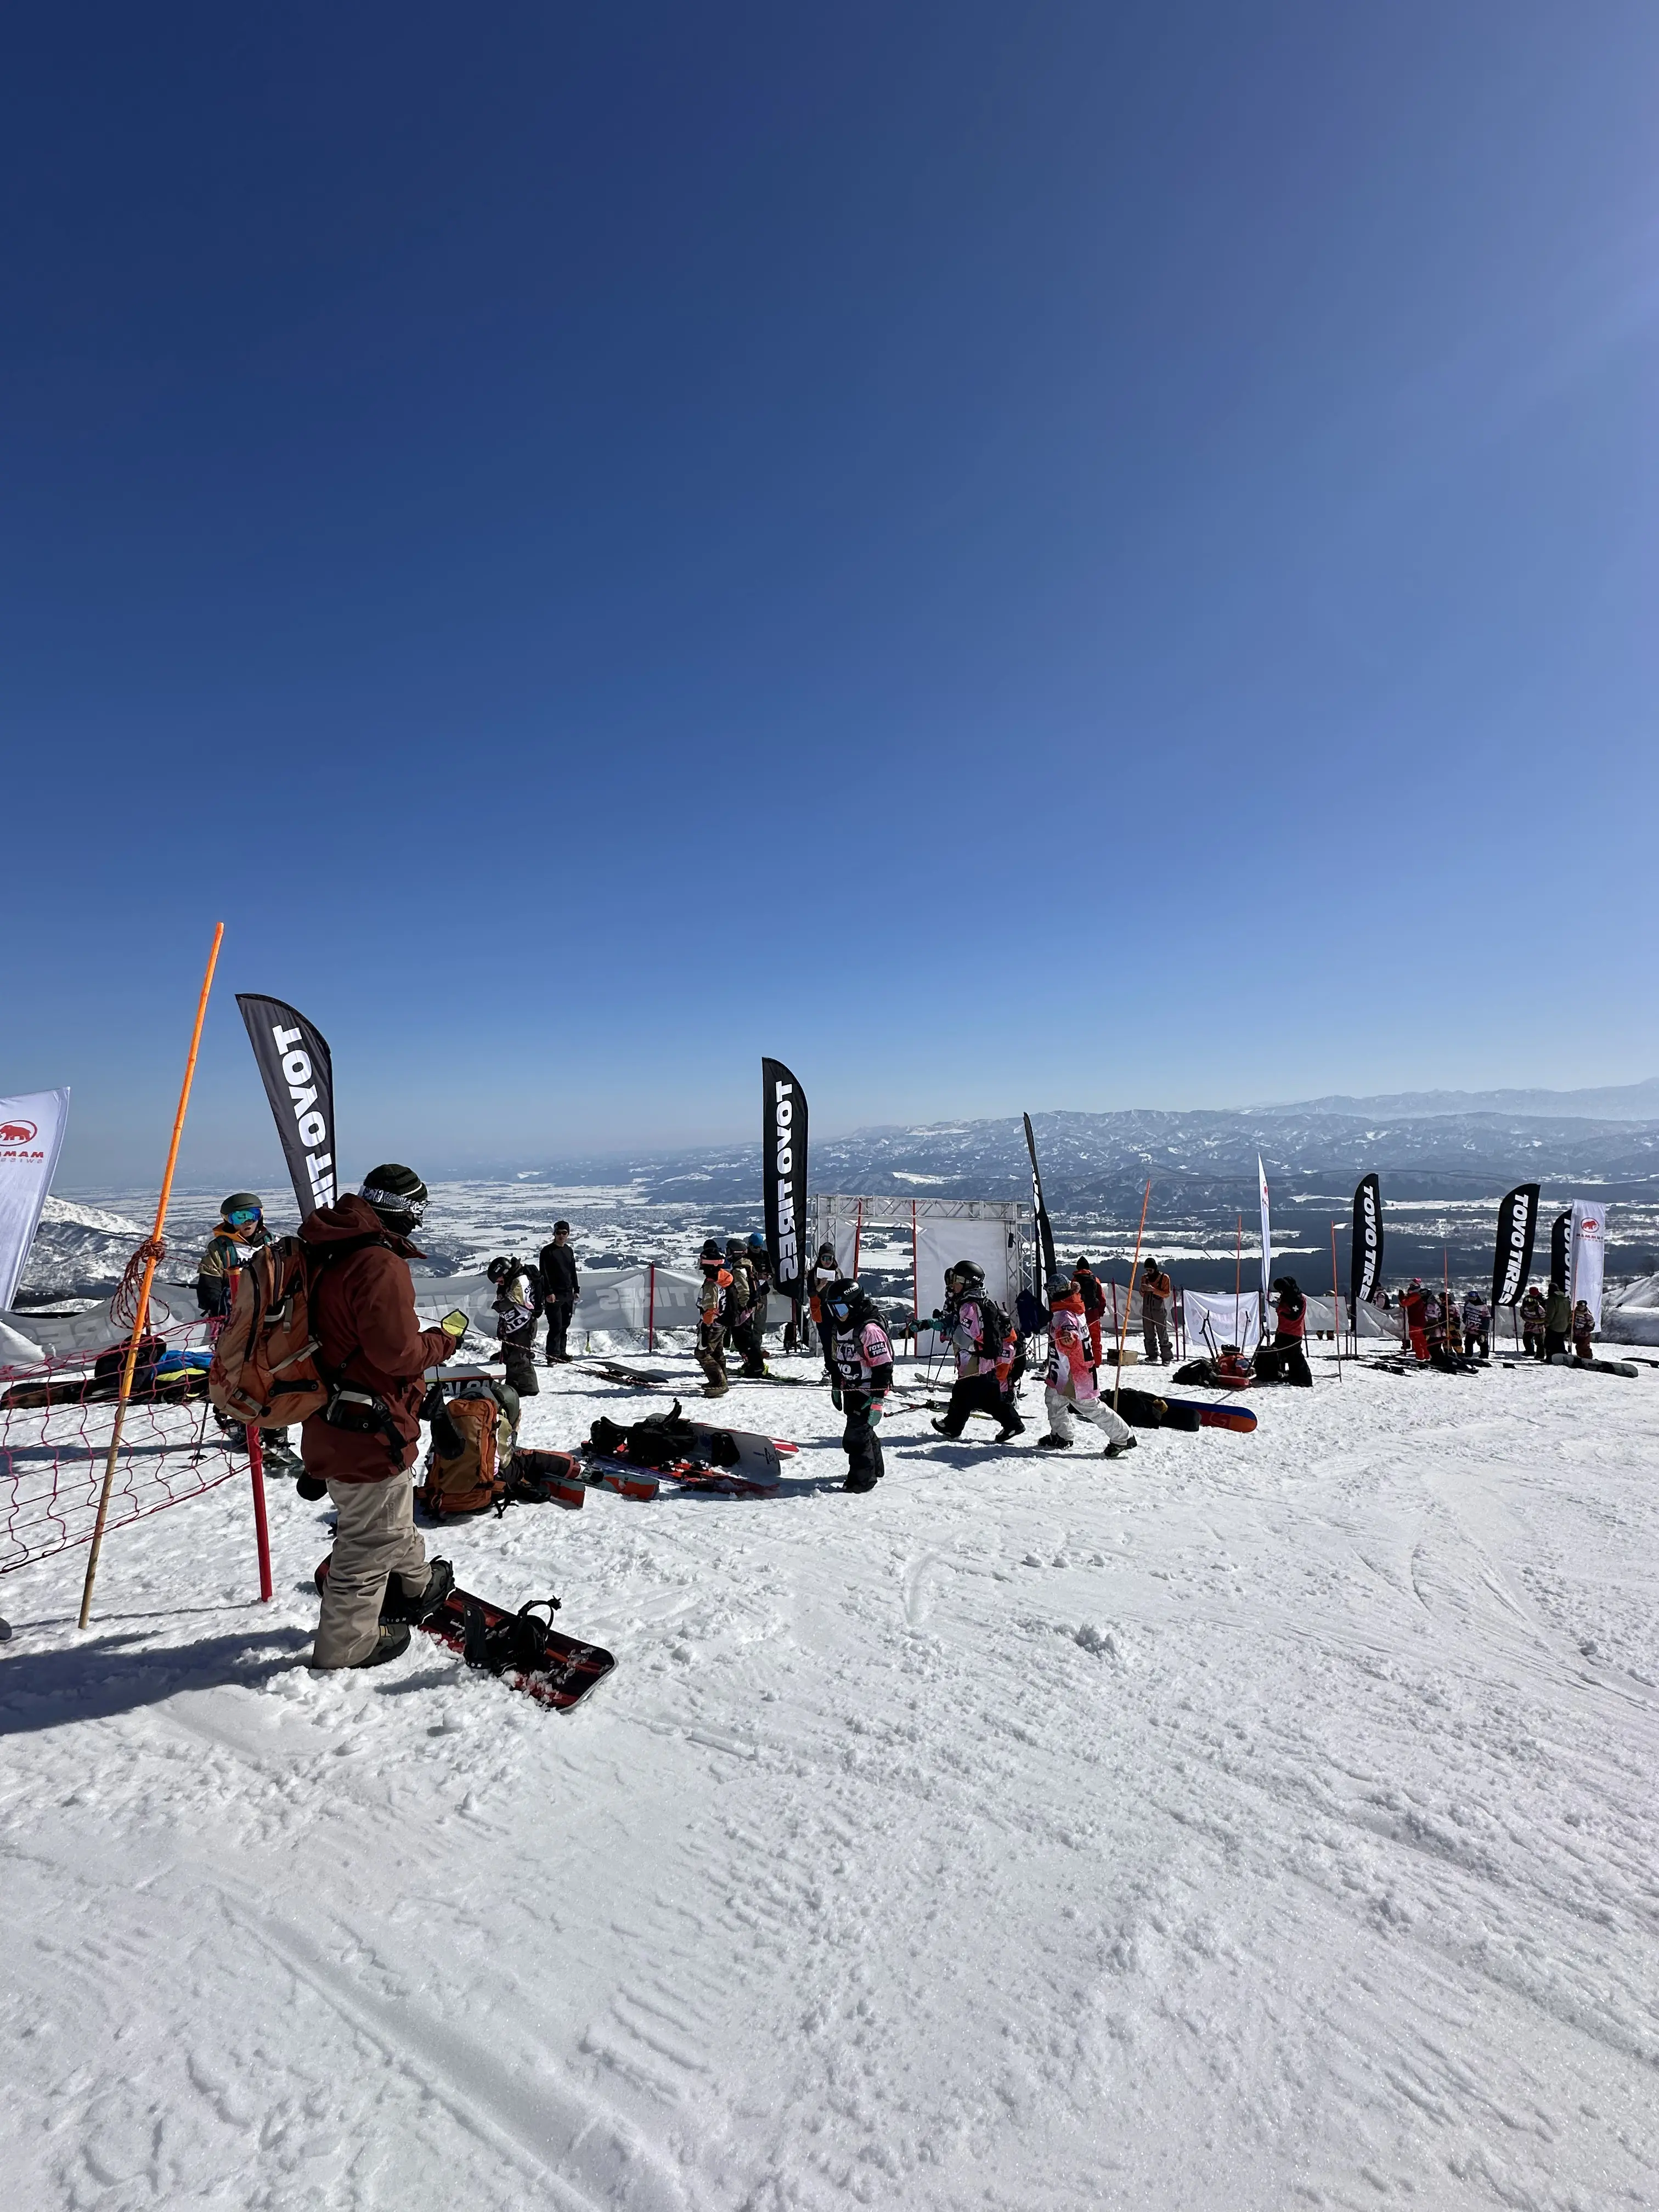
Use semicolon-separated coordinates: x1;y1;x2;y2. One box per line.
79;923;224;1628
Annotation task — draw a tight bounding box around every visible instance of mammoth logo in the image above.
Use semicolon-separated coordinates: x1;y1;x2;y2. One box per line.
0;1120;38;1144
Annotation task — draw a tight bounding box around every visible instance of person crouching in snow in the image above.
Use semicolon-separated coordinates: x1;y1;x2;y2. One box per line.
1038;1272;1135;1457
822;1279;892;1493
303;1165;464;1671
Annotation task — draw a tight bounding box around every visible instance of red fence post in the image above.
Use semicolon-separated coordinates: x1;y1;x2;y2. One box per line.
247;1425;273;1603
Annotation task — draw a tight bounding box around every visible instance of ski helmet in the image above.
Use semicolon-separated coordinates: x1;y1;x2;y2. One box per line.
1045;1270;1075;1303
946;1260;985;1294
823;1279;866;1329
221;1192;263;1228
748;1231;767;1251
699;1238;723;1265
361;1165;428;1226
486;1257;512;1284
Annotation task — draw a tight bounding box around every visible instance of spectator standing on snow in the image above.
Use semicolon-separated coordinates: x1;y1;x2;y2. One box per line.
1462;1290;1491;1359
724;1238;766;1379
746;1233;773;1358
1269;1276;1313;1387
1072;1257;1107;1367
487;1256;542;1396
197;1192;300;1475
807;1241;845;1367
1038;1272;1135;1457
1401;1279;1429;1361
927;1260;1024;1442
1572;1299;1594;1359
695;1238;733;1396
822;1279;893;1494
538;1221;580;1364
1139;1257;1172;1365
1519;1284;1547;1358
1544;1282;1573;1359
302;1165;462;1671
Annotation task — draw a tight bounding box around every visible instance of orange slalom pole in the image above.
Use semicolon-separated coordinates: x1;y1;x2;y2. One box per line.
1113;1179;1152;1414
79;922;224;1628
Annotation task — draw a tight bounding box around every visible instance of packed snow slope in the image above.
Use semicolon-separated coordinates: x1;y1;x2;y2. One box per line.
3;1350;1657;2211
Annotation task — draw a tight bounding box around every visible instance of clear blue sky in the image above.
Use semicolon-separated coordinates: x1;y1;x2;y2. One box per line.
5;3;1656;1189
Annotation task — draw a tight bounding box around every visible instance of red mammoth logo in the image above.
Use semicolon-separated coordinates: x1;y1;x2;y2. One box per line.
1;1119;38;1144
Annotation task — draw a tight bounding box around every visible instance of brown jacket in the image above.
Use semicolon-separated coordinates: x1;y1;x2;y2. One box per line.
297;1194;453;1484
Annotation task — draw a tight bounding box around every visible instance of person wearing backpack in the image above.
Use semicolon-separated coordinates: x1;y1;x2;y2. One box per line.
1269;1276;1313;1387
1071;1257;1107;1367
301;1165;463;1671
1038;1272;1136;1456
724;1236;766;1378
695;1239;733;1396
196;1192;301;1475
487;1256;542;1396
926;1259;1025;1442
538;1221;580;1363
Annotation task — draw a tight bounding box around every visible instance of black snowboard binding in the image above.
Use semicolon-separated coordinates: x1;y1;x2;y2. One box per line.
461;1595;564;1678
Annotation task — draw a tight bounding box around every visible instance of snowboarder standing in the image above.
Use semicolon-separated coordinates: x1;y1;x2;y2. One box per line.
1072;1256;1108;1367
1037;1272;1135;1457
927;1260;1024;1442
725;1238;766;1378
538;1221;580;1363
197;1193;300;1475
695;1239;733;1397
487;1256;542;1396
302;1166;460;1671
1269;1276;1313;1387
1519;1284;1547;1358
1139;1257;1173;1365
822;1279;893;1493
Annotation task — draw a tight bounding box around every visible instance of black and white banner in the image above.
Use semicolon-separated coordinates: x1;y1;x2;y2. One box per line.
761;1058;808;1298
1023;1113;1058;1284
1350;1173;1383;1318
1549;1209;1572;1294
1491;1182;1539;1306
238;995;337;1221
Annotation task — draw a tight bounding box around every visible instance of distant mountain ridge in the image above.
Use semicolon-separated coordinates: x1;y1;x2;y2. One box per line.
1260;1078;1659;1122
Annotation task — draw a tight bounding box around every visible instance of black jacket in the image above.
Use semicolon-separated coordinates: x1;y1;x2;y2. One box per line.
539;1242;580;1300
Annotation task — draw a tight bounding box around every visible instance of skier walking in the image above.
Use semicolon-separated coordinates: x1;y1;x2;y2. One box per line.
823;1279;892;1493
196;1193;301;1475
487;1256;542;1396
1037;1272;1135;1457
695;1239;732;1396
302;1166;461;1671
538;1221;580;1363
1139;1257;1173;1365
1072;1257;1107;1367
1269;1276;1313;1386
927;1260;1024;1442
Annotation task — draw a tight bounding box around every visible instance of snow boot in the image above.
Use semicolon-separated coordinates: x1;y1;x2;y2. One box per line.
349;1623;411;1669
381;1558;454;1624
1104;1437;1138;1459
930;1417;962;1438
996;1417;1025;1442
843;1470;880;1493
1037;1434;1073;1451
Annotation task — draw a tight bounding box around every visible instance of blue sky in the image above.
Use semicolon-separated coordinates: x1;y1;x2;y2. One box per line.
4;2;1656;1189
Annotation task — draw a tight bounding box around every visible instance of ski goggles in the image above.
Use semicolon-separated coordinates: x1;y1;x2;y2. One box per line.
826;1294;854;1325
362;1183;427;1226
224;1206;262;1230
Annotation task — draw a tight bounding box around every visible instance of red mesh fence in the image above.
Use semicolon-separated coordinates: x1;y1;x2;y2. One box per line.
1;1316;244;1578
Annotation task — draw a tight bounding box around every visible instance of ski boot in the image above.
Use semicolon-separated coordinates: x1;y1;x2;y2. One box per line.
1037;1434;1073;1451
1104;1437;1138;1459
930;1418;961;1438
350;1624;411;1669
996;1417;1025;1442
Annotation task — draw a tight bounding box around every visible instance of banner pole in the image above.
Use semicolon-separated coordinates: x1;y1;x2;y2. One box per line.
1330;1221;1342;1382
80;921;225;1629
247;1424;273;1602
1113;1180;1152;1414
647;1262;656;1355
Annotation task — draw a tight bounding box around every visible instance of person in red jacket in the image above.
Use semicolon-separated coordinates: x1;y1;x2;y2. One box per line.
1072;1256;1107;1367
302;1165;461;1671
1401;1279;1429;1362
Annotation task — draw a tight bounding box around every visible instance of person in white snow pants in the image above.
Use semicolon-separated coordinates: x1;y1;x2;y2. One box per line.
1040;1272;1135;1455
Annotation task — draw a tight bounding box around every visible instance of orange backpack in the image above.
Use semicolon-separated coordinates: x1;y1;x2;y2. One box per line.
417;1385;513;1516
208;1233;376;1427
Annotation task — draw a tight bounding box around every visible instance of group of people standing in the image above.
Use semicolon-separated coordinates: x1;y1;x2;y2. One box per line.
482;1222;582;1396
693;1233;776;1395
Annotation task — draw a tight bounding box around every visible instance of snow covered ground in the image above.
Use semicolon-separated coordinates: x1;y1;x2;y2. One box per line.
3;1347;1657;2210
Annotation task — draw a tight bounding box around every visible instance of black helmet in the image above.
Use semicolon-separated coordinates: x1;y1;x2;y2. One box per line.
823;1278;868;1330
725;1237;744;1258
486;1257;512;1284
362;1164;428;1226
699;1238;723;1265
1074;1255;1092;1272
946;1259;985;1292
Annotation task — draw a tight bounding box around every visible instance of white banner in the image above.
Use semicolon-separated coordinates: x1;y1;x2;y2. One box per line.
1183;1288;1262;1356
1257;1155;1272;1315
1568;1200;1607;1329
0;1088;70;1310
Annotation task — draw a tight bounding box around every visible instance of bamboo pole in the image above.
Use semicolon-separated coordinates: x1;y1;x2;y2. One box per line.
79;923;224;1629
1113;1180;1152;1414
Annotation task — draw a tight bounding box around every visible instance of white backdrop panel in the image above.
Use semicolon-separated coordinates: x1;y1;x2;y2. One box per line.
914;1216;1020;1318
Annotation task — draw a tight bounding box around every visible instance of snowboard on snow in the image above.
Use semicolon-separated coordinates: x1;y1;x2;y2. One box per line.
580;1402;793;1496
1108;1387;1257;1434
314;1556;615;1711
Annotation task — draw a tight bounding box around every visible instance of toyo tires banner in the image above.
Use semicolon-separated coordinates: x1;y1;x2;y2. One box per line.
0;1087;70;1310
761;1058;808;1299
1549;1208;1572;1294
237;996;337;1220
1491;1183;1539;1307
1350;1172;1383;1319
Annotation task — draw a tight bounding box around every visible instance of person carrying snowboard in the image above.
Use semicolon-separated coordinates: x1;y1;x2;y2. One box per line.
1072;1256;1107;1367
1139;1257;1173;1365
1269;1276;1313;1386
927;1260;1024;1442
196;1193;301;1476
487;1256;542;1396
1519;1283;1547;1358
538;1220;580;1363
822;1278;892;1493
695;1238;733;1396
1038;1272;1135;1457
302;1165;461;1671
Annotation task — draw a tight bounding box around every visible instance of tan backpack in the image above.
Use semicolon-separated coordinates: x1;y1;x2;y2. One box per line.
418;1385;515;1516
208;1232;378;1426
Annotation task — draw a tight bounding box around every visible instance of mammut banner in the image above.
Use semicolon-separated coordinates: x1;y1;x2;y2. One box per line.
761;1058;808;1299
0;1086;70;1310
1549;1209;1572;1294
1491;1182;1539;1307
1023;1114;1058;1284
1350;1173;1383;1319
1568;1199;1608;1327
237;996;337;1220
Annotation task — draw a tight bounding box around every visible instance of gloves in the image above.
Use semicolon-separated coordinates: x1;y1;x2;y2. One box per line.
866;1400;884;1427
296;1473;327;1502
831;1385;843;1411
440;1310;469;1341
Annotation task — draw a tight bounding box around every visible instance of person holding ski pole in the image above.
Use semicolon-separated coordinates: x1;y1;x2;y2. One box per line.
823;1279;893;1493
926;1260;1024;1443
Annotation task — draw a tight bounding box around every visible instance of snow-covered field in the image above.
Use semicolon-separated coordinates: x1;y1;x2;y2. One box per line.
3;1348;1657;2210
